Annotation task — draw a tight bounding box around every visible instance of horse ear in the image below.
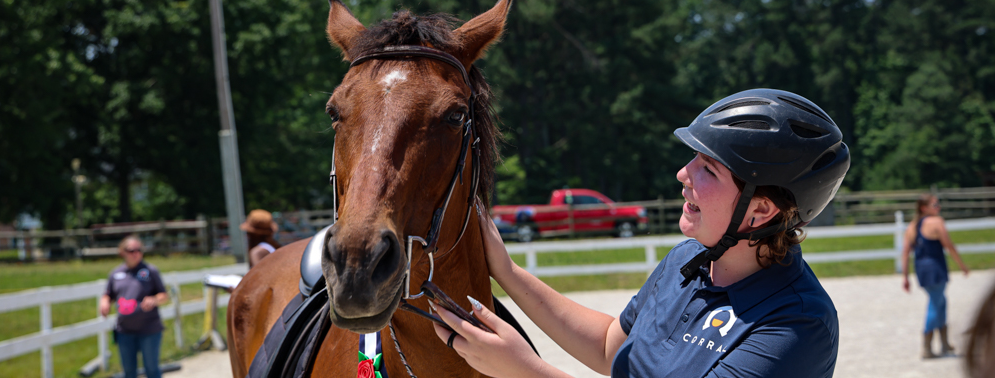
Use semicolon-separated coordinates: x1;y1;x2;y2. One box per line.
326;0;366;61
454;0;512;67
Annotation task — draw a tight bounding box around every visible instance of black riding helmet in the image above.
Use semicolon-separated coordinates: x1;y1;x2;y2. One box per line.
674;88;850;282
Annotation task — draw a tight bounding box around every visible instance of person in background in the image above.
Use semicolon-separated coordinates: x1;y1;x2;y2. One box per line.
99;236;168;378
901;193;970;358
243;209;282;269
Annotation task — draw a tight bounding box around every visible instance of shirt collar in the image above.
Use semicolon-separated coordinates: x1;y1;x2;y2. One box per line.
702;245;805;313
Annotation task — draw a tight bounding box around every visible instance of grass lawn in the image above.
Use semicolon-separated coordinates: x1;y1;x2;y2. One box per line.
0;254;237;294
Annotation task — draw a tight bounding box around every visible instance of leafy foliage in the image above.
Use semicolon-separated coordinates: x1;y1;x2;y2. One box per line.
2;0;994;226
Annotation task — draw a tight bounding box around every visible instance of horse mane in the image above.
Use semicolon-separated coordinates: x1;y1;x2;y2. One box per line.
348;10;502;207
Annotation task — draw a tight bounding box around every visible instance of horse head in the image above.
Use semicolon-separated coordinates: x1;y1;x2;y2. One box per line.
321;0;509;334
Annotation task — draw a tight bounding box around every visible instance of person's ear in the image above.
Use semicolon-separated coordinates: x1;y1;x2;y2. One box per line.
745;197;780;230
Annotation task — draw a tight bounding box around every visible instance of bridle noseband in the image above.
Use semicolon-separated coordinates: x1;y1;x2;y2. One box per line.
328;45;482;300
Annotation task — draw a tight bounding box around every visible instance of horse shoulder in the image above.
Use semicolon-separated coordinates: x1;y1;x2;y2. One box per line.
228;239;309;377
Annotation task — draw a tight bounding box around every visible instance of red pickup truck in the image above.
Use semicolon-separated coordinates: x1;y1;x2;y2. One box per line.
492;189;649;242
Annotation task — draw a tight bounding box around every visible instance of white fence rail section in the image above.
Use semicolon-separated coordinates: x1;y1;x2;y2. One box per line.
505;212;995;277
0;264;247;378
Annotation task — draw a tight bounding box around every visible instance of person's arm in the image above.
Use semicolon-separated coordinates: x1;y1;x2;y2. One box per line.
248;246;269;269
99;295;112;317
901;224;916;292
475;214;628;374
141;269;170;312
935;217;969;276
141;292;170;312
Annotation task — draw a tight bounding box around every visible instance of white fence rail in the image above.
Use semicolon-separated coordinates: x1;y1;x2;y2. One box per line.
506;212;995;277
0;264;247;378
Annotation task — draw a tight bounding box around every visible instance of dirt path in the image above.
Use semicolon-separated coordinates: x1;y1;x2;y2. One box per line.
171;270;995;377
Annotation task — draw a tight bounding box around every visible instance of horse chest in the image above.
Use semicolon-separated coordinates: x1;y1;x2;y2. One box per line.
311;325;484;378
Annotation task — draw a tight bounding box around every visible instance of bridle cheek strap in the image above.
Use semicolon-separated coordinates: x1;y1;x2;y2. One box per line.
329;45;482;299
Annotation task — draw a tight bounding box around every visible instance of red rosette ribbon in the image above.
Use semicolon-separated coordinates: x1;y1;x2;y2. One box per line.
357;359;376;378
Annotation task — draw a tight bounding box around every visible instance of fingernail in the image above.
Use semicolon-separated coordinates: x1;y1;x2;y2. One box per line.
467;296;482;311
428;301;437;313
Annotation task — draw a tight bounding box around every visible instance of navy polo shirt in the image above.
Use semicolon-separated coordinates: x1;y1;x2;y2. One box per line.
612;240;838;377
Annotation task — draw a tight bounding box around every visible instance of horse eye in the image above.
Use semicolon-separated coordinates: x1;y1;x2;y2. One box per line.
326;105;340;122
446;111;466;127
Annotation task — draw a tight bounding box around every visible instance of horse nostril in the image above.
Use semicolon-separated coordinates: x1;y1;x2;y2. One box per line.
324;231;346;276
370;230;401;285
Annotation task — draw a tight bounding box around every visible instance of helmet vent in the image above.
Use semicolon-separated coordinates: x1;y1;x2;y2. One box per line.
812;151;837;171
790;121;829;138
727;120;770;130
708;100;771;115
778;96;832;123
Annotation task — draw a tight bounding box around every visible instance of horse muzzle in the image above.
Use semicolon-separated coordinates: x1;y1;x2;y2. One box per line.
321;226;407;332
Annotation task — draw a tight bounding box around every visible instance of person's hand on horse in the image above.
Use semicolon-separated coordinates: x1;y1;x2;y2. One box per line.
432;299;551;378
479;212;515;281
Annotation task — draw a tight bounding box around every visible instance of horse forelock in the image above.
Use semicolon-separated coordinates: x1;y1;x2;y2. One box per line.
347;9;502;208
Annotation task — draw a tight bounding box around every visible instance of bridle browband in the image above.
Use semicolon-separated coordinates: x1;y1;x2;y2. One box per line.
328;45;482;300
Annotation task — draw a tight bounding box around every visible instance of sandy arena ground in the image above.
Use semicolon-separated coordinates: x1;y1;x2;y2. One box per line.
169;270;995;377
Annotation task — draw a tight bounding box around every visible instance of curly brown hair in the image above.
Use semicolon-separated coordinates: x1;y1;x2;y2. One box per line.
733;179;804;268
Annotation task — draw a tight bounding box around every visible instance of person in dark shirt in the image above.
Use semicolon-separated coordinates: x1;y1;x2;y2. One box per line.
900;194;969;358
99;235;169;378
431;89;849;377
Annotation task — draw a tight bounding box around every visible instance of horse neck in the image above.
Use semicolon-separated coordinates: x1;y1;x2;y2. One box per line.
412;201;490;304
383;207;489;377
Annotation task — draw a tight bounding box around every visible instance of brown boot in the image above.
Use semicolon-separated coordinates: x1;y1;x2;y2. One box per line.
939;326;955;356
923;330;937;359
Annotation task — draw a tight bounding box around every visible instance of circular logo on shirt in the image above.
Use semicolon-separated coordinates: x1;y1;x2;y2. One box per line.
137;268;150;281
702;306;738;337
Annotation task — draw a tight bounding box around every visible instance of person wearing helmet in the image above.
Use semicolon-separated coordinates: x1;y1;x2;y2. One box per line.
432;88;849;377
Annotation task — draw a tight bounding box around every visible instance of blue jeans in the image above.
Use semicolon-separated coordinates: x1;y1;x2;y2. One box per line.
923;282;947;333
115;331;162;378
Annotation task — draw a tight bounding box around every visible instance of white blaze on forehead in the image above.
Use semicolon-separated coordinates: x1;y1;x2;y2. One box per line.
381;70;407;91
371;70;407;155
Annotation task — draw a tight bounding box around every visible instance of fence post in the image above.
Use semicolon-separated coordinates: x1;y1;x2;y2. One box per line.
41;301;53;378
657;195;665;234
894;211;904;273
171;284;183;348
526;249;537;275
96;296;108;372
644;244;656;276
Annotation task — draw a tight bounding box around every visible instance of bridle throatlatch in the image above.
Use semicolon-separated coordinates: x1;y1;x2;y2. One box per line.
327;45;482;300
678;184;792;284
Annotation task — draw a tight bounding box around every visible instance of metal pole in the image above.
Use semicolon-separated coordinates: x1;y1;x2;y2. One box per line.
209;0;247;263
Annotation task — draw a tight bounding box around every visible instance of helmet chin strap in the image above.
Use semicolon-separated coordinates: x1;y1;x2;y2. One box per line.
679;184;790;284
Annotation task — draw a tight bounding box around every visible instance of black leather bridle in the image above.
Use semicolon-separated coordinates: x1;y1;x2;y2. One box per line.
328;45;482;300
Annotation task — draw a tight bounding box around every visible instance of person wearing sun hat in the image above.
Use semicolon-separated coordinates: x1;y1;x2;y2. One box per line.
242;209;283;268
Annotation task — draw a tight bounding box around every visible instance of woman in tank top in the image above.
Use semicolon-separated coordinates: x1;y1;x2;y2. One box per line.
900;194;969;358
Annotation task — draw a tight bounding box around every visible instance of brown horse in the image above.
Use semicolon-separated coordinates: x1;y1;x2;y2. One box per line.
227;0;511;376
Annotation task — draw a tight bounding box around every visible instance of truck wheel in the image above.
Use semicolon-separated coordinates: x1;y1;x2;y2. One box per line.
516;225;534;243
616;222;635;238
